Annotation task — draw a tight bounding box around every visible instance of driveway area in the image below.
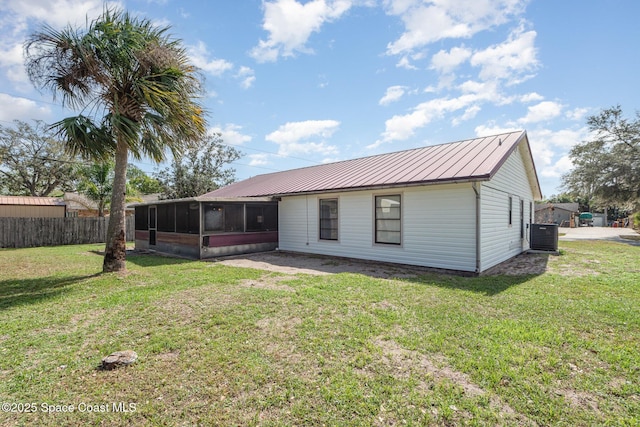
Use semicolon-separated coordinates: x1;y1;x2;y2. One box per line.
559;226;639;243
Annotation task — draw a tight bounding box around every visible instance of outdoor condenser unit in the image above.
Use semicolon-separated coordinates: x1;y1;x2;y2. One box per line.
530;223;558;251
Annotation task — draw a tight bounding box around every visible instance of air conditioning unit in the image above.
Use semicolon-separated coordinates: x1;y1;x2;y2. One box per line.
530;223;558;251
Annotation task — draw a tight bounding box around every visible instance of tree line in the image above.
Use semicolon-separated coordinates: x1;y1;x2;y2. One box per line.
0;119;240;208
546;105;639;222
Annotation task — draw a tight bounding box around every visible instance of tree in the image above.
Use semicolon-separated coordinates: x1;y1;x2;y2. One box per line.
155;133;241;199
0;120;79;196
75;162;143;216
25;7;206;272
77;162;114;217
562;106;640;210
128;164;163;195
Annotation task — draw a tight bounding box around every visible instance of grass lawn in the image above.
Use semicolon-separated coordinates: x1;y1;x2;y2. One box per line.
0;241;638;426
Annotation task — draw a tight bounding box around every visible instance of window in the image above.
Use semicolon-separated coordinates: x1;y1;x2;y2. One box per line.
375;195;401;245
203;204;244;232
319;199;338;240
508;196;513;226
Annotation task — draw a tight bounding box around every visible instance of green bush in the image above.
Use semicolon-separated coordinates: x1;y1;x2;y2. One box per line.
633;211;640;229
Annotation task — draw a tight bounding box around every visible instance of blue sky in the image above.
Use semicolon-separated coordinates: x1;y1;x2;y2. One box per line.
1;0;638;198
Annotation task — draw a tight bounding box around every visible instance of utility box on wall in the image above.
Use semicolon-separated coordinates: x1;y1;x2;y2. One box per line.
530;223;558;251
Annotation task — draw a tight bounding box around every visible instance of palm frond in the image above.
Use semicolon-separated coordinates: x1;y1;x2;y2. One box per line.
51;116;115;161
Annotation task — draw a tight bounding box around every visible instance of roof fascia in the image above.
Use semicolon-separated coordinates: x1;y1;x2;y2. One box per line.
487;131;543;200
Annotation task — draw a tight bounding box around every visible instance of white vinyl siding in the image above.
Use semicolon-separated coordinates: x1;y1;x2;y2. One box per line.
278;183;476;272
278;144;537;273
480;145;535;271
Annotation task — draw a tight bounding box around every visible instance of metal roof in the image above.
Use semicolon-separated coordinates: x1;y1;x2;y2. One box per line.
0;196;66;207
205;130;542;199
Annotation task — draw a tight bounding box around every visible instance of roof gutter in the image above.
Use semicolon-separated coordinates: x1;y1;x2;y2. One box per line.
472;182;481;274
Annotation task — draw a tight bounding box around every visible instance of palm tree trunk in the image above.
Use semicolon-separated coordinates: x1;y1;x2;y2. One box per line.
103;140;128;272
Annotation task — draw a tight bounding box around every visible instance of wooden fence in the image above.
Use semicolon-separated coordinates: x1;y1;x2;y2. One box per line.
0;217;135;248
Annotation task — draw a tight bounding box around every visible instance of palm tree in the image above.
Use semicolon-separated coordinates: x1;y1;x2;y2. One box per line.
77;162;115;217
25;7;206;272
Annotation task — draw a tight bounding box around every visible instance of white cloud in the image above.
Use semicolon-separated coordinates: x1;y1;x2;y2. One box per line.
2;0;122;29
430;46;472;74
520;92;544;103
236;66;256;89
373;93;491;147
251;0;353;62
0;93;51;122
470;25;539;83
529;127;587;150
474;123;521;137
266;119;340;157
210;124;252;146
374;80;509;147
452;105;481;126
248;153;270;166
0;42;29;87
518;101;563;124
539;155;573;179
384;0;526;55
565;107;589;121
188;42;233;76
396;56;418;70
379;85;407;106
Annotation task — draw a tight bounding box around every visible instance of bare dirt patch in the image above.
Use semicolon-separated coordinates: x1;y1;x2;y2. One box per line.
482;252;552;276
216;251;424;279
217;250;551;278
555;389;601;413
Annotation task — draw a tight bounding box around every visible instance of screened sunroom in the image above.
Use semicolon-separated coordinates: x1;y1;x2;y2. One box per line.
133;197;278;259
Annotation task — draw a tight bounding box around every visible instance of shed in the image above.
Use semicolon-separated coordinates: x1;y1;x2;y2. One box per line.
0;196;66;218
200;130;541;274
133;197;278;259
534;202;579;226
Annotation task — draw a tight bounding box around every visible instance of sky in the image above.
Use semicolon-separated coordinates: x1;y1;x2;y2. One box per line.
1;0;638;198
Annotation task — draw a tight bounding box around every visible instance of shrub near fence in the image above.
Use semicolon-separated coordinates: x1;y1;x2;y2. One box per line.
0;217;135;248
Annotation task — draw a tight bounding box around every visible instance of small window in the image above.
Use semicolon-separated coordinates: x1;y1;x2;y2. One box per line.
375;195;401;245
319;199;338;240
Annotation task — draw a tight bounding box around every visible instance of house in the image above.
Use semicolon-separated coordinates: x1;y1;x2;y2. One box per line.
134;130;541;274
534;202;579;226
0;196;66;218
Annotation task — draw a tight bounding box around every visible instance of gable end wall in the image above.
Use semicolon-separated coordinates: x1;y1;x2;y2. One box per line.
480;145;535;271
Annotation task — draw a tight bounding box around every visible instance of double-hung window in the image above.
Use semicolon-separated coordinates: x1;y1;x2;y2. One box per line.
375;195;401;245
319;199;338;240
